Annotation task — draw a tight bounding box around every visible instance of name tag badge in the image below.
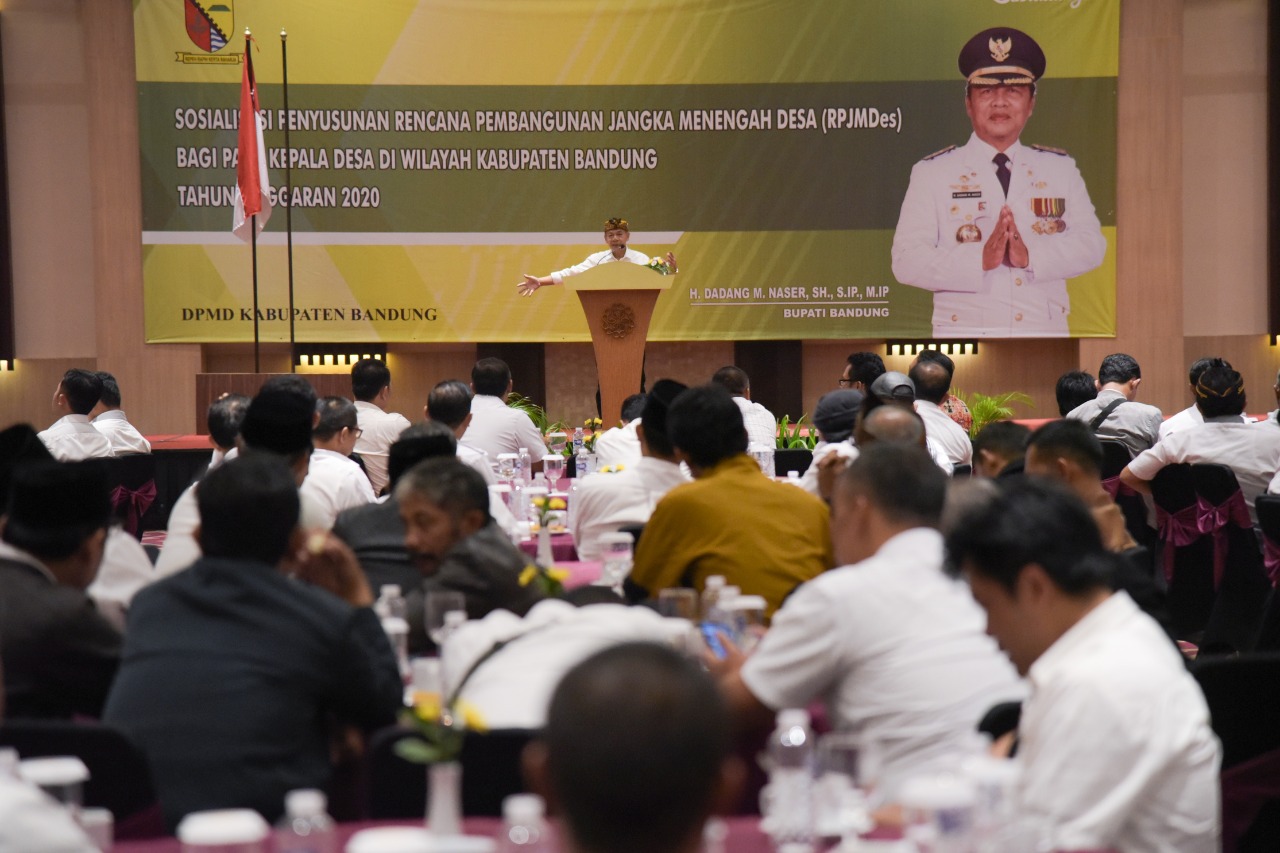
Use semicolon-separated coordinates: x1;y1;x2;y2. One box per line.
952;191;981;199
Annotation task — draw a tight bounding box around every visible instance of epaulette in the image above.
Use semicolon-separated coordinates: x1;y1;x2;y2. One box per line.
922;145;956;161
1030;143;1069;156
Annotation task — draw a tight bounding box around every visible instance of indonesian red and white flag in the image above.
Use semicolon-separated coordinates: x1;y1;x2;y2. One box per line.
232;39;271;240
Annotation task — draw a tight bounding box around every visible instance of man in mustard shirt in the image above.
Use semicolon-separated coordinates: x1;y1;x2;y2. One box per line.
629;385;832;617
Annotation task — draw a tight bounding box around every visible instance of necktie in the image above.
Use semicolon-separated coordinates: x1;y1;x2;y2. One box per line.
994;152;1011;198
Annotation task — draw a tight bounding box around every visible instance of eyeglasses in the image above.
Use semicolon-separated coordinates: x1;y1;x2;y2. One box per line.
346;426;364;438
838;377;852;388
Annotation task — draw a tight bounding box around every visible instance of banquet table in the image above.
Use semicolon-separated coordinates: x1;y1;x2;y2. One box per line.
516;531;578;563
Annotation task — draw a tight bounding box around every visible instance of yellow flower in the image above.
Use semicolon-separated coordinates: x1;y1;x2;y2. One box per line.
549;497;567;510
519;565;538;587
532;496;549;510
547;568;571;584
456;700;488;733
412;691;442;722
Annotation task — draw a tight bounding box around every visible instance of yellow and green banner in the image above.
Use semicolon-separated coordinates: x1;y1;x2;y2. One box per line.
136;0;1118;343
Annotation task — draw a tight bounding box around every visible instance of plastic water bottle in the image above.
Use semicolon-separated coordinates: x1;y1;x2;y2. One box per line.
375;585;410;682
515;447;529;485
566;480;580;531
700;575;726;621
495;793;552;852
277;789;337;853
572;428;586;476
767;709;815;853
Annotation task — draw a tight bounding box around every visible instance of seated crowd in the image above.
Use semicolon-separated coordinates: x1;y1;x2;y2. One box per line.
6;346;1278;851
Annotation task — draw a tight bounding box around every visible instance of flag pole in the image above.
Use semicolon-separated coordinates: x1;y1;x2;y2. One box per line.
281;28;296;372
246;29;261;374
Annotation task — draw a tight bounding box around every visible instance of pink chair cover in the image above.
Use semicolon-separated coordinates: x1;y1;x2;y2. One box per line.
1263;536;1280;588
1156;490;1250;588
110;480;157;538
1101;475;1139;500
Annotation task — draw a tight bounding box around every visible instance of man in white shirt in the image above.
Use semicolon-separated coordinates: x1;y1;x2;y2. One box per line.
591;393;646;469
713;443;1024;798
300;396;377;529
37;369;113;461
425;380;497;485
1122;360;1280;525
910;359;973;468
797;389;861;497
515;216;677;296
461;358;547;471
710;366;777;450
947;477;1220;852
351;358;412;496
89;372;150;455
572;380;690;560
1159;357;1252;441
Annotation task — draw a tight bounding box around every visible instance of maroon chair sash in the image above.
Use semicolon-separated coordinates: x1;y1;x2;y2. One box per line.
1221;746;1280;853
110;480;157;538
1101;475;1139;500
1263;536;1280;588
1156;490;1250;588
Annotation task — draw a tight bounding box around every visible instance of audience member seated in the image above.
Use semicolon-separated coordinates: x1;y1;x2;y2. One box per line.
1054;369;1097;418
88;372;150;455
300;396;377;529
335;422;517;597
1025;420;1136;552
104;455;401;829
864;372;953;473
710;366;777;449
591;392;647;469
1066;353;1163;457
462;358;547;471
204;393;250;473
920;351;973;431
1159;357;1250;441
37;368;112;462
572;380;689;560
947;477;1220;852
425;380;497;484
0;456;120;719
351;358;412;496
629;385;832;618
713;444;1023;798
395;457;543;654
971;420;1030;479
910;358;973;468
156;382;323;576
815;403;933;500
840;351;886;394
443;587;691;729
796;388;861;497
1122;360;1280;524
524;642;743;853
1266;367;1280;426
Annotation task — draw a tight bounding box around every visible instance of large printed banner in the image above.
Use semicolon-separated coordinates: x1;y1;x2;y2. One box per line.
137;0;1118;344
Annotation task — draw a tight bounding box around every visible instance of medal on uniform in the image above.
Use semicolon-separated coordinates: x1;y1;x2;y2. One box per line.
1031;197;1066;234
956;223;982;243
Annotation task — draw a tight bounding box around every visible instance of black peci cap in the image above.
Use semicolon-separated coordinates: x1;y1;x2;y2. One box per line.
959;27;1045;87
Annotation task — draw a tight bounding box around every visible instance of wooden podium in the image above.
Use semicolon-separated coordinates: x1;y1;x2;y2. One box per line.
566;263;674;425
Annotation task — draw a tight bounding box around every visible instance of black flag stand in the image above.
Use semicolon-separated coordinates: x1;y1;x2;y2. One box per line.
282;28;297;372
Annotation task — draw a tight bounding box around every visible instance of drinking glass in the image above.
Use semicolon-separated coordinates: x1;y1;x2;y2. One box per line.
598;531;634;594
658;588;698;620
546;431;568;455
425;591;466;647
543;454;566;489
814;733;868;840
496;453;519;482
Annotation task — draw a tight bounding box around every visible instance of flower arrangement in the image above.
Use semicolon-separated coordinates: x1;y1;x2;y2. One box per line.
395;691;487;764
519;562;570;597
530;494;567;532
582;417;603;452
598;463;626;474
646;256;674;275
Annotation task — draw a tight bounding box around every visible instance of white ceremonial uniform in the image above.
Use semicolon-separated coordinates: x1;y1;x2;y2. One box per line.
458;442;498;485
741;529;1025;799
797;441;859;498
462;394;547;461
915;400;974;466
733;396;778;449
1129;417;1280;525
1018;592;1220;852
592;419;643;469
37;415;113;461
299;448;378;530
442;599;691;729
571;457;689;560
549;247;649;284
354;401;412;496
892;133;1106;337
92;410;151;455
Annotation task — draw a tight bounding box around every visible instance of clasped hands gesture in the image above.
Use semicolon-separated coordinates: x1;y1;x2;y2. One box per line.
982;205;1029;272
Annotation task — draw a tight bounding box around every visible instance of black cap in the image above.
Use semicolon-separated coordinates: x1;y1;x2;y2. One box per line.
869;371;916;403
959;27;1045;86
4;460;111;548
812;390;864;443
239;388;314;456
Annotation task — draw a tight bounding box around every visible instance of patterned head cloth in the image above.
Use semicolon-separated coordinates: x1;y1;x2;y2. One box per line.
604;218;630;232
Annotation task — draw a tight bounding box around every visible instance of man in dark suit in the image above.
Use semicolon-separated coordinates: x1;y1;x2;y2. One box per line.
104;454;402;828
0;443;120;719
